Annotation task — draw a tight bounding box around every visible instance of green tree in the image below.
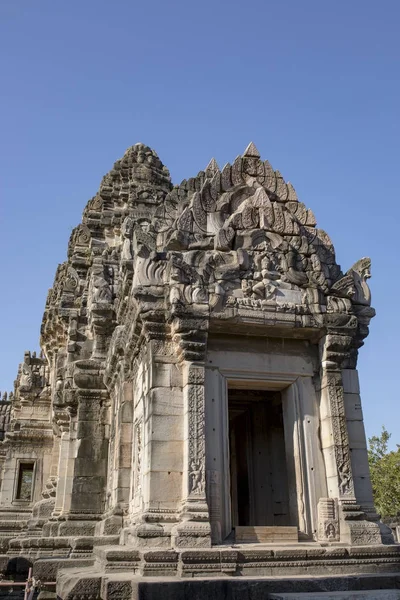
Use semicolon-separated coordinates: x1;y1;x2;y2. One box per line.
368;426;400;518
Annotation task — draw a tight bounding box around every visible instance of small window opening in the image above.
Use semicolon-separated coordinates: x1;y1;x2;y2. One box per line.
16;463;34;500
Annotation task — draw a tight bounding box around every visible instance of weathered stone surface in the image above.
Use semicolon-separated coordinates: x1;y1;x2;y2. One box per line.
0;143;392;597
101;574;400;600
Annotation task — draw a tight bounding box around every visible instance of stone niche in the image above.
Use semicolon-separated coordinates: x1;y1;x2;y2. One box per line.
0;142;398;600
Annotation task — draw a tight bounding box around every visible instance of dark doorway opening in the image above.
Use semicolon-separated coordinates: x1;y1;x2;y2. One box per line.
228;389;292;528
4;557;32;582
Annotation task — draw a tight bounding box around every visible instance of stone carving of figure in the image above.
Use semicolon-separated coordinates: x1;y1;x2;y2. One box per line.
326;523;336;540
132;221;155;259
339;458;352;496
285;250;309;287
121;217;134;261
54;378;64;408
251;275;277;300
68;315;78;339
241;279;252;298
189;458;204;494
169;255;186;308
331;257;371;306
351;257;371;306
250;253;292;300
169;286;183;308
19;362;33;392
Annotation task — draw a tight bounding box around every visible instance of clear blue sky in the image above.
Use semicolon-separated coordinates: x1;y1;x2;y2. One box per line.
1;1;399;445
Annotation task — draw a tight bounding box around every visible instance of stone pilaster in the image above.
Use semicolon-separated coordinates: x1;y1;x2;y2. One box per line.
167;311;211;549
342;367;394;543
172;362;211;548
121;335;183;549
319;332;382;545
46;357;110;537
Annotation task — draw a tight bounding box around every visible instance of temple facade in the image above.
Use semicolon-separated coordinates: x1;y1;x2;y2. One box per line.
0;143;399;598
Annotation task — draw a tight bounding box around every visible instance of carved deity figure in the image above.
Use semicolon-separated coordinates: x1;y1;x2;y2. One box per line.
121;217;134;261
339;458;352;496
248;252;294;301
132;221;155;260
189;458;204;494
168;255;187;307
326;523;336;540
251;275;277;301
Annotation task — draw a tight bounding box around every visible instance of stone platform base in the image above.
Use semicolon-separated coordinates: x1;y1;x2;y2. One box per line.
29;544;399;599
27;544;400;579
55;572;400;600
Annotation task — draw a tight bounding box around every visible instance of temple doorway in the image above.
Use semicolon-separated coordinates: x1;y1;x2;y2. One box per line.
228;389;293;529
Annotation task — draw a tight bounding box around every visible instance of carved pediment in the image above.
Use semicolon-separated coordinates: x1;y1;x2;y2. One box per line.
34;142;374;384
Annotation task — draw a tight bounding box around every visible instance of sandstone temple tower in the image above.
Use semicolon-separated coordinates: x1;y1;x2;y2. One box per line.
0;143;398;598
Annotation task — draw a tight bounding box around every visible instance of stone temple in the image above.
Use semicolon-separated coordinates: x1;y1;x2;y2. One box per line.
0;143;399;599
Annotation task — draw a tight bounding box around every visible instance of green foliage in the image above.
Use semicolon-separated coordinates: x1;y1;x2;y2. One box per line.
368;426;400;518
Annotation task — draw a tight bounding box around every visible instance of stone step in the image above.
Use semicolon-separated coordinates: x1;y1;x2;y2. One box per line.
93;545;142;574
33;557;95;581
70;535;121;557
89;544;400;578
55;572;400;600
235;526;298;543
0;521;28;530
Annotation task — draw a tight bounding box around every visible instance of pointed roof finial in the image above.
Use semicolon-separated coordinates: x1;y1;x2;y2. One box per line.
242;142;260;158
205;158;220;177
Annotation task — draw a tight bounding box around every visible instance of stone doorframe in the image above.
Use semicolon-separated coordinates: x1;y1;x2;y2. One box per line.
205;353;328;544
